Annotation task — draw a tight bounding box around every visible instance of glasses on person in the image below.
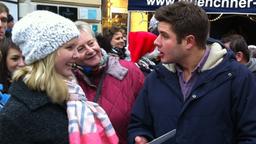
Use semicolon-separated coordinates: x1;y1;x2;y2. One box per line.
0;17;8;23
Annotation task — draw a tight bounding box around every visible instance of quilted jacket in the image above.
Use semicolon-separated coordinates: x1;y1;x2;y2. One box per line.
74;58;144;144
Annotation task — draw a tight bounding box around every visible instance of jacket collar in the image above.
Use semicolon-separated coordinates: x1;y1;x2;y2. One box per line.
74;55;128;86
155;47;234;103
9;79;51;110
162;42;227;73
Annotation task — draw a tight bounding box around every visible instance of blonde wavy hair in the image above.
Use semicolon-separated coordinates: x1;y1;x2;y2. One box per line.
13;51;68;103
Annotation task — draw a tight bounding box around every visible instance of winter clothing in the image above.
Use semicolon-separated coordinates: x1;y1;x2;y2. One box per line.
0;93;9;110
128;32;157;63
0;10;82;144
135;57;156;75
66;79;118;144
0;84;10;111
207;37;225;48
128;43;256;144
245;58;256;75
148;15;159;35
128;32;158;75
12;10;79;64
0;79;69;144
74;56;144;144
110;47;127;60
248;45;256;58
149;15;158;31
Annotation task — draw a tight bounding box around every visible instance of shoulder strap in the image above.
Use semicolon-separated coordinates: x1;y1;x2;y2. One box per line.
93;70;107;103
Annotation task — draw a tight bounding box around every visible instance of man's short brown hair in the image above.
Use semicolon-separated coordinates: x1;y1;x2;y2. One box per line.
155;1;209;48
0;2;9;15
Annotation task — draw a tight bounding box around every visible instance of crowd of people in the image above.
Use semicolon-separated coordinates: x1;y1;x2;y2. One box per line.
0;1;256;144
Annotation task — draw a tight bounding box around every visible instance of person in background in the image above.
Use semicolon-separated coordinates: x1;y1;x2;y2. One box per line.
248;45;256;58
148;14;159;36
0;37;10;110
120;26;127;47
0;83;9;110
228;34;256;75
73;21;144;144
221;33;244;49
0;37;25;93
207;37;225;47
0;11;118;144
0;2;9;41
0;37;25;110
100;26;129;60
5;14;14;38
128;2;256;144
128;31;159;75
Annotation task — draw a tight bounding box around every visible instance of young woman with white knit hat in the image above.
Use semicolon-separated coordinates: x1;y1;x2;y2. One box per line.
0;11;118;144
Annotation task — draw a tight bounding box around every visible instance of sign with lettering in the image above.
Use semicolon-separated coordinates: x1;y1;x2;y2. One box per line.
128;0;256;14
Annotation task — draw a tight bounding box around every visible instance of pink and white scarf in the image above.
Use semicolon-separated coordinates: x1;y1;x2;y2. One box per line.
66;79;119;144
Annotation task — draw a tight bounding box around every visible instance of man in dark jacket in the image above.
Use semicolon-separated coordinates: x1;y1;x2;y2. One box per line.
223;34;256;75
128;1;256;144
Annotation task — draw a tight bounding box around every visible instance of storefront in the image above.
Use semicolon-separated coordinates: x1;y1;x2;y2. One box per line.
128;0;256;45
18;0;102;33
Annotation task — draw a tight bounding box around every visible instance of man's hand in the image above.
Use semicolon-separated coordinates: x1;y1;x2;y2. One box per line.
135;136;148;144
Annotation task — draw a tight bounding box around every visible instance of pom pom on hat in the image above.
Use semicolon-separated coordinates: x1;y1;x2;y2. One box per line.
128;32;157;62
12;10;79;64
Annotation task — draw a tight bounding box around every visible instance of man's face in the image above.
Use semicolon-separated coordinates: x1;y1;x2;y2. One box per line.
7;21;14;29
0;12;8;40
154;21;187;64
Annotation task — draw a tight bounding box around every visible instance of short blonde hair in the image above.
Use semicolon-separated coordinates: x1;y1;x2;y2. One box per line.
13;51;68;103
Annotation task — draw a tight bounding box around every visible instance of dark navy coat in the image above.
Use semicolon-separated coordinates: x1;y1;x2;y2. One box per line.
128;51;256;144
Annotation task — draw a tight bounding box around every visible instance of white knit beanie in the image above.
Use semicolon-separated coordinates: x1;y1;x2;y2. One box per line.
12;10;80;64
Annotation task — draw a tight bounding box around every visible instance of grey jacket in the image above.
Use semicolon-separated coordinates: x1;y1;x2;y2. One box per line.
245;58;256;75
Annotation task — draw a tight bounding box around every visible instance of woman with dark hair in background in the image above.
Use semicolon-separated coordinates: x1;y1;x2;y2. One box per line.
0;37;24;93
0;37;24;110
99;26;130;60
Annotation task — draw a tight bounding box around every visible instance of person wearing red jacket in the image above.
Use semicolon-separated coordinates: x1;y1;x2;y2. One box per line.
73;21;145;144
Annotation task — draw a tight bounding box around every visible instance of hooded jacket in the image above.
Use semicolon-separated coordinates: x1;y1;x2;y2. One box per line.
128;43;256;144
245;58;256;75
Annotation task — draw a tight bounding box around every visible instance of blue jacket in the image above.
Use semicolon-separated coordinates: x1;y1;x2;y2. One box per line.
0;93;10;110
128;43;256;144
0;84;10;110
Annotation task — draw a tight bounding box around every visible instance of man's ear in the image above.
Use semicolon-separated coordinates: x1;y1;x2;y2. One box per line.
184;35;195;50
235;51;243;62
